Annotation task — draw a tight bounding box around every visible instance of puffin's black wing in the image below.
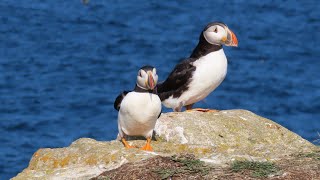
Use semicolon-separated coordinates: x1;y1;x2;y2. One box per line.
114;91;130;111
157;58;196;101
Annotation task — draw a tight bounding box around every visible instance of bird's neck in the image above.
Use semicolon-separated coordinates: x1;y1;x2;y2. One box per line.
190;34;222;59
134;84;157;94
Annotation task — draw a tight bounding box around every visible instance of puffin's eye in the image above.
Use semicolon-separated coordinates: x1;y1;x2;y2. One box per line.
214;27;218;33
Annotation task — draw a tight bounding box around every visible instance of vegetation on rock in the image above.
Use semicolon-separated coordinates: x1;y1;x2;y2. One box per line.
12;110;319;180
153;154;211;179
231;160;279;178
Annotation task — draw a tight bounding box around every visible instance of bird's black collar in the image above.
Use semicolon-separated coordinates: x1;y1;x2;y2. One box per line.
190;33;222;59
134;85;157;94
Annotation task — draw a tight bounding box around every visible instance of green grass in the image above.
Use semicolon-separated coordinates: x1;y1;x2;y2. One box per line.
231;160;279;178
96;176;110;180
153;155;210;179
171;155;210;174
153;169;176;180
298;151;320;160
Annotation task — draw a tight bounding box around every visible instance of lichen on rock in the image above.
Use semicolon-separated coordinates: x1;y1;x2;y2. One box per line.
12;110;318;180
154;110;315;159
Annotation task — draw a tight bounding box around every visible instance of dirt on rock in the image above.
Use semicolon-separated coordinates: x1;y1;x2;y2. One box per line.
92;151;320;180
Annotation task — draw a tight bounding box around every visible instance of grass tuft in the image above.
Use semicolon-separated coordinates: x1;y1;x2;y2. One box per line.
298;151;320;160
96;176;110;180
171;155;210;174
153;155;210;179
153;169;176;180
231;160;279;178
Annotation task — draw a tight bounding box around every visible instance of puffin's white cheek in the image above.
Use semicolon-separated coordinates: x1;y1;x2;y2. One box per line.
204;32;220;45
140;70;147;77
137;76;145;87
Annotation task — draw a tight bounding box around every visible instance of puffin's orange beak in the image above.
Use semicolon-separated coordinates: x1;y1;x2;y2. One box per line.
147;71;155;90
225;28;238;47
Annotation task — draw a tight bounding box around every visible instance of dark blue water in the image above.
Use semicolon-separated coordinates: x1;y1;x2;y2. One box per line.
0;0;319;179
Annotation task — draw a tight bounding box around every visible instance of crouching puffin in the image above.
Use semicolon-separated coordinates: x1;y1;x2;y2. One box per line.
114;66;161;151
157;22;238;112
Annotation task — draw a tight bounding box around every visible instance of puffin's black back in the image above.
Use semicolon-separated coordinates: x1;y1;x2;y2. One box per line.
157;23;222;101
114;91;130;111
157;58;196;101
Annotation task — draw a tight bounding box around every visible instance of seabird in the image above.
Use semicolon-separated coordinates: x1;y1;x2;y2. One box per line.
114;66;161;151
157;22;238;112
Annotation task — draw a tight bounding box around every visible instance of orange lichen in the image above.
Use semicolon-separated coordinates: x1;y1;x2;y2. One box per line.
110;154;118;161
53;159;59;168
199;147;213;154
32;150;40;158
85;156;98;165
177;144;188;152
60;156;71;167
40;155;52;162
216;144;230;153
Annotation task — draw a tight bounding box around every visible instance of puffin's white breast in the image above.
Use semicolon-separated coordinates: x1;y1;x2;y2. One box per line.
118;92;161;137
163;49;227;109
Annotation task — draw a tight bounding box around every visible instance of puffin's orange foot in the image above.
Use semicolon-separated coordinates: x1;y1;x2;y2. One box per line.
187;108;219;113
121;138;137;149
140;137;153;151
140;144;153;151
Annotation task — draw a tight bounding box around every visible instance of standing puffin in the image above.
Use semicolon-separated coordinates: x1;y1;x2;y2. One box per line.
157;22;238;112
114;66;161;151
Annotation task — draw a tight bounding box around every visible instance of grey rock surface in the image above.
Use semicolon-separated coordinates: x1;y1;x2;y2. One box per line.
12;110;316;180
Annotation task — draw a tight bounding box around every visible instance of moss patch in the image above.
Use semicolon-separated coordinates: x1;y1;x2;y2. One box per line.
297;151;320;160
91;149;320;180
154;155;210;179
153;169;176;180
231;160;280;178
92;154;211;180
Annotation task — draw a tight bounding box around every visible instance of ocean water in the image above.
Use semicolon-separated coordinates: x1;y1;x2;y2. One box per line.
0;0;319;179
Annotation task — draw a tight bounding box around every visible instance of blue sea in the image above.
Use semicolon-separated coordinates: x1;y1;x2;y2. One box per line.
0;0;319;179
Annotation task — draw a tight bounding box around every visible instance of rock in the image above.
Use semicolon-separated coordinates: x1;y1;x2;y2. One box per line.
12;110;317;180
93;151;320;180
13;139;215;180
154;110;315;160
91;154;213;180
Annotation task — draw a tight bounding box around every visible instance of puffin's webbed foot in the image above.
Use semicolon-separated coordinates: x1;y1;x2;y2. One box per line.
186;108;219;113
185;104;194;111
140;137;153;151
121;138;136;149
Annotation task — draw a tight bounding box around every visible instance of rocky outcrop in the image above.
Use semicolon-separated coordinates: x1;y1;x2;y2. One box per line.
154;110;314;160
12;110;318;180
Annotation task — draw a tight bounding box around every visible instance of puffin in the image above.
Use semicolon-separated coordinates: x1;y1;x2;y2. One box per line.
114;66;161;151
157;22;238;112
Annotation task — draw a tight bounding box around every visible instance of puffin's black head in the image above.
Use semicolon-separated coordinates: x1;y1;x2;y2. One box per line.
202;22;238;47
136;65;158;90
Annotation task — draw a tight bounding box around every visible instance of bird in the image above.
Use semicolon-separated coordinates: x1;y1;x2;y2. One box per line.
157;22;238;112
114;66;161;151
